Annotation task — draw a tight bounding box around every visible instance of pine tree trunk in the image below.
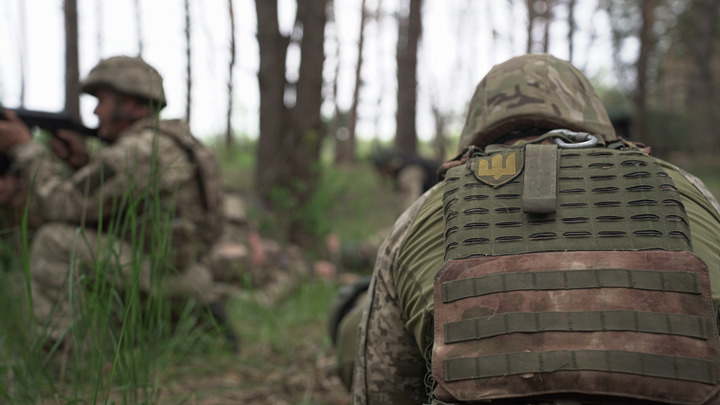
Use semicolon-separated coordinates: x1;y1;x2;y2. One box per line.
185;0;192;124
632;0;655;144
226;0;236;147
64;0;80;121
395;0;421;154
336;0;368;165
255;0;327;246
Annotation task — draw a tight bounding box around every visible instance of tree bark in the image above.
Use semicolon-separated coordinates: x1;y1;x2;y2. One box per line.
632;0;655;144
18;0;27;106
689;0;718;150
567;0;576;63
526;0;552;53
255;0;290;201
255;0;327;246
64;0;80;120
431;102;447;161
395;0;421;154
226;0;236;147
336;0;368;165
134;0;144;55
185;0;192;124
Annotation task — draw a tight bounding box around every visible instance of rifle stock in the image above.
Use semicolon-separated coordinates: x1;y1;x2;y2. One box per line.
0;106;99;175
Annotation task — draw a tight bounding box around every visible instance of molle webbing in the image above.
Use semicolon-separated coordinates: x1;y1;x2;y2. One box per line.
444;350;717;384
431;252;720;404
441;268;701;301
443;149;691;261
445;310;708;342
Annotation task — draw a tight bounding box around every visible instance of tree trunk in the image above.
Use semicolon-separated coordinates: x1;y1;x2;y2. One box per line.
226;0;236;147
542;0;552;53
95;0;103;56
527;0;535;53
395;0;421;154
567;0;576;63
64;0;80;120
632;0;655;144
288;0;327;243
18;0;27;106
255;0;327;246
185;0;192;124
336;0;368;165
689;0;718;151
526;0;552;53
255;0;289;202
431;103;447;161
134;0;144;55
328;0;342;163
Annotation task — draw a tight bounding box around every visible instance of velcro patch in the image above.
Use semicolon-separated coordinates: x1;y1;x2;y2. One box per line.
469;150;524;187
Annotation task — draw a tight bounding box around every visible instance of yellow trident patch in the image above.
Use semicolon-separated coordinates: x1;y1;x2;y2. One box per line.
470;150;524;187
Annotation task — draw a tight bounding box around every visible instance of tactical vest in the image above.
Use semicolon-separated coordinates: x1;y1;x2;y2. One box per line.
432;144;720;404
144;119;224;247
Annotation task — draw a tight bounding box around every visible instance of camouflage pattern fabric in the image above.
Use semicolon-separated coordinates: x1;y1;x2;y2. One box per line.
351;194;435;405
80;55;167;108
349;54;720;404
8;116;233;343
459;53;616;151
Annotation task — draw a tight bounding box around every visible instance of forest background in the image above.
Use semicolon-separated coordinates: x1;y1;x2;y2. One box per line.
1;0;719;403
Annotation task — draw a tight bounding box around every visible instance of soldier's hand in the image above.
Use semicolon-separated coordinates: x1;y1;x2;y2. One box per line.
0;109;32;152
51;129;89;169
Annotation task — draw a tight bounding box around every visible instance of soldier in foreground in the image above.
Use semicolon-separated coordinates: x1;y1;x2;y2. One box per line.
0;56;237;347
346;54;720;404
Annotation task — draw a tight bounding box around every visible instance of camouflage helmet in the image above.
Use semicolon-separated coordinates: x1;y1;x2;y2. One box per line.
80;56;167;109
459;54;616;151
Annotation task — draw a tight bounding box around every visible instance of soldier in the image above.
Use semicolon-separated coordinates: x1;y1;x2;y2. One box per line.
372;148;441;211
0;56;236;347
347;54;720;404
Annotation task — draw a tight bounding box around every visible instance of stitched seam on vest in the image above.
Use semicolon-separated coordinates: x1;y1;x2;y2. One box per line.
443;350;717;384
444;310;708;343
442;269;701;303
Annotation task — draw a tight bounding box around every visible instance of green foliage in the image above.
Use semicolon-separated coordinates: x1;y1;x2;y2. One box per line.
0;139;228;404
231;279;337;358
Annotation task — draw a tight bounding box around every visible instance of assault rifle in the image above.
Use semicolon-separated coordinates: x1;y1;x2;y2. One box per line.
0;107;98;175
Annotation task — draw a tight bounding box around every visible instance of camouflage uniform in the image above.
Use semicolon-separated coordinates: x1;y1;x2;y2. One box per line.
5;57;232;343
350;55;720;404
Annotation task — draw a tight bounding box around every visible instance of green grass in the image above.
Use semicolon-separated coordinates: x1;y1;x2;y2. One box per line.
0;135;232;404
0;139;399;404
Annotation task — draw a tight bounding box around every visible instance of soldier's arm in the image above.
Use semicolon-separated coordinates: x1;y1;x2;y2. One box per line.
7;130;173;224
351;262;427;405
662;161;720;304
352;194;437;404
